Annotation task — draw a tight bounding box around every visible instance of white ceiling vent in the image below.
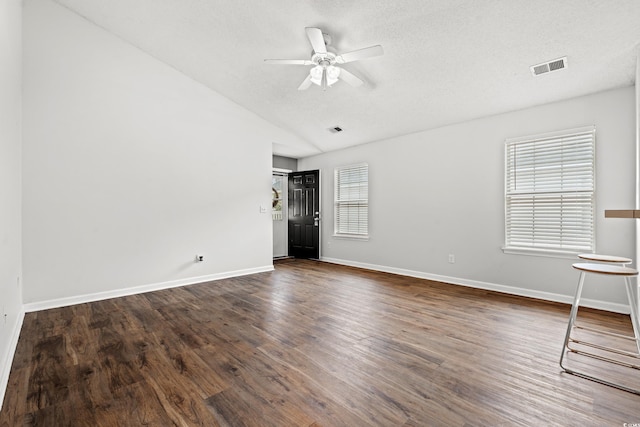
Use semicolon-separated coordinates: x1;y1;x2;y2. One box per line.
530;57;568;76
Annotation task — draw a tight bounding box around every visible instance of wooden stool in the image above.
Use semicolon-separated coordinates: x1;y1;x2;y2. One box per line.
560;262;640;394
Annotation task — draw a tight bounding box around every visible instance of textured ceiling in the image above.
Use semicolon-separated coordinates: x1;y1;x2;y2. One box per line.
52;0;640;158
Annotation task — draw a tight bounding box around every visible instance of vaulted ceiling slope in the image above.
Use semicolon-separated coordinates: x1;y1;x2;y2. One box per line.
52;0;640;158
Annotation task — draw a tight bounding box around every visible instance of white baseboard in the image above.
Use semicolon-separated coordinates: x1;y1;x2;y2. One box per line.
23;265;274;313
321;257;630;314
0;307;25;412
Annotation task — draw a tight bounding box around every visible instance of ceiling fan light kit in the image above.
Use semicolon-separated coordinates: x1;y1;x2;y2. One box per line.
265;27;383;91
310;64;340;89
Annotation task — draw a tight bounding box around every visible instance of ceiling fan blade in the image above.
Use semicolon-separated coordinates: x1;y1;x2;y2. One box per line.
305;27;327;54
297;75;313;91
337;68;364;87
264;59;313;65
336;45;384;64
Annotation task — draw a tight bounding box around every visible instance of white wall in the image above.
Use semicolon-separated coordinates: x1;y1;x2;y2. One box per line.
21;0;300;305
0;0;24;410
273;155;298;172
300;87;636;310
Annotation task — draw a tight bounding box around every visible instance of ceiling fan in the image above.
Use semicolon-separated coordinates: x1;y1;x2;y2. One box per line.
264;27;383;91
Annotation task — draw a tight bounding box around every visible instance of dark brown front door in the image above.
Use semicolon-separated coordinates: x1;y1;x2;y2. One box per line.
288;170;320;259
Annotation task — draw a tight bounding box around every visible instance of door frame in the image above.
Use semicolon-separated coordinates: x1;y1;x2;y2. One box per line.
273;168;291;258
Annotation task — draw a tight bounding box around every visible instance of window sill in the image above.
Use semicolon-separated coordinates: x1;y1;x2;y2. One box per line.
502;246;586;260
333;234;370;241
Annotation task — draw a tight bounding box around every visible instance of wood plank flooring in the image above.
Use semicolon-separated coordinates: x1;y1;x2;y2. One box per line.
1;259;640;426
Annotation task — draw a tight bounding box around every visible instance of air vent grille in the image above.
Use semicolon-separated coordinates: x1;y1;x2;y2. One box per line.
531;57;567;76
548;58;565;71
533;64;549;75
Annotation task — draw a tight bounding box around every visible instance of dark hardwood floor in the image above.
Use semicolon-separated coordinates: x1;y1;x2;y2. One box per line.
1;259;639;426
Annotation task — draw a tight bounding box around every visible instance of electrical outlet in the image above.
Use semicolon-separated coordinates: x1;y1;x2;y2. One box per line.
448;254;455;264
195;254;204;262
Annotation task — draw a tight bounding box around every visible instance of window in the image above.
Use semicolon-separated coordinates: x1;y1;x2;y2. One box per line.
334;163;368;237
504;126;595;257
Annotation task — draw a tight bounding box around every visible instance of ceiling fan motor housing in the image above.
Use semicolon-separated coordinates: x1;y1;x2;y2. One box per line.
311;51;337;66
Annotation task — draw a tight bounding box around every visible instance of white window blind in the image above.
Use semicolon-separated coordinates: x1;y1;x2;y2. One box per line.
335;163;368;237
504;126;595;255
